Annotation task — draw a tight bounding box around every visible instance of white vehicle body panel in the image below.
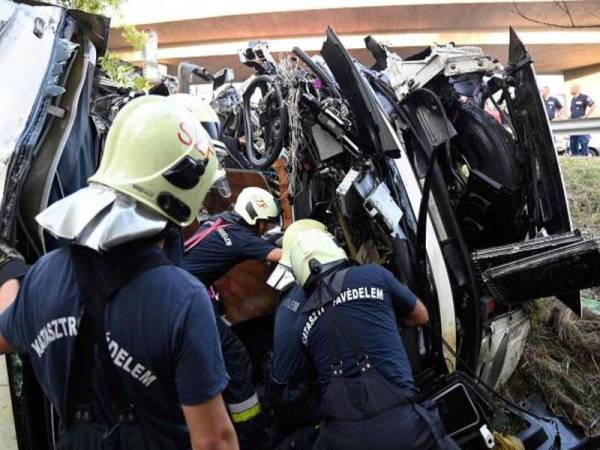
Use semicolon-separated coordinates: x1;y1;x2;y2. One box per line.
0;1;62;203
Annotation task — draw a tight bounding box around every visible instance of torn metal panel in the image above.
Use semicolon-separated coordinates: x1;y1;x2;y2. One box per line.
384;44;502;100
472;231;584;269
476;309;530;390
515;396;599;450
0;0;63;227
478;237;600;309
506;27;572;235
18;32;97;253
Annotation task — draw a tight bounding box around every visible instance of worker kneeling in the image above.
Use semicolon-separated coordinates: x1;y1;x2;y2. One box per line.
273;225;458;450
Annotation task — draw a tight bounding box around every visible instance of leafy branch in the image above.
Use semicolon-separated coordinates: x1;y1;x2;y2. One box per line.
121;25;149;51
98;53;152;93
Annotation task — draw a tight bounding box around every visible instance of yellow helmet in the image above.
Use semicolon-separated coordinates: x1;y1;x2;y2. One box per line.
234;187;279;226
166;94;230;197
89;95;219;226
286;228;348;287
280;219;327;267
167;93;220;140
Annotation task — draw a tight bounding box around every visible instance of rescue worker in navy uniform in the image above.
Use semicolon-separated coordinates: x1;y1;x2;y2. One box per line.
541;86;563;121
0;96;239;449
569;84;596;156
269;220;328;448
272;222;458;450
184;186;281;285
183;186;282;448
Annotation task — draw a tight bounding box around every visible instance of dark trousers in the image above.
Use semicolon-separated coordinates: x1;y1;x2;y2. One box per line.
217;317;273;449
313;402;459;450
570;135;590;156
216;317;259;416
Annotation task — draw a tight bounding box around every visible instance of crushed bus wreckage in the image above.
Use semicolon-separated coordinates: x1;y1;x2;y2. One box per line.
1;1;600;448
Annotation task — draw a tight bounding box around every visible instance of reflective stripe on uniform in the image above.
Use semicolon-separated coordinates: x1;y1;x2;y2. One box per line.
227;392;262;423
230;403;262;423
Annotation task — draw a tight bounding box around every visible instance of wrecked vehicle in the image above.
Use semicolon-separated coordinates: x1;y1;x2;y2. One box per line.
1;0;600;448
226;31;600;448
1;1;111;448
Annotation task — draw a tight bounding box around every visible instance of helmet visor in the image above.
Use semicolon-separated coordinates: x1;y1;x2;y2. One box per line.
213;171;232;198
163;156;207;190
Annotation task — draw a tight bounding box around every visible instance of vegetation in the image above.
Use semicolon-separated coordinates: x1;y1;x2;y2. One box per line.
52;0;124;15
97;53;152;92
506;302;600;435
561;156;600;304
120;24;149;51
506;156;600;436
560;156;600;238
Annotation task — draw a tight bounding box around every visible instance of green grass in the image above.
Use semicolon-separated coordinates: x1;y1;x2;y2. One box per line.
561;156;600;301
505;156;600;436
560;156;600;235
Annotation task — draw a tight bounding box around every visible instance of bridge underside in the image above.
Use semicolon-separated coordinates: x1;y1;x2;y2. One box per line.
109;1;600;77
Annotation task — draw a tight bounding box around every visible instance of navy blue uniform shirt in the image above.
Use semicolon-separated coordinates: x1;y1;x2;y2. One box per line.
544;96;562;120
571;94;594;119
272;264;418;396
183;213;276;285
0;242;229;448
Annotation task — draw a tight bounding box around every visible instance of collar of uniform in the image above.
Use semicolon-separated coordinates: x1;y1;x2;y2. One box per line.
301;266;350;314
91;239;166;284
219;210;246;227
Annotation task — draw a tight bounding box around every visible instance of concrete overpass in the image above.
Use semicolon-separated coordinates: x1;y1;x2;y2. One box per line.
109;0;600;82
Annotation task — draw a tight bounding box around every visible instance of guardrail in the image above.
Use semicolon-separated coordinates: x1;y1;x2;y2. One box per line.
551;117;600;137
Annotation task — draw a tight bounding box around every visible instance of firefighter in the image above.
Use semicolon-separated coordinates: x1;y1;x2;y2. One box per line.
269;220;327;448
272;225;459;450
184;186;281;284
0;96;238;449
183;186;281;448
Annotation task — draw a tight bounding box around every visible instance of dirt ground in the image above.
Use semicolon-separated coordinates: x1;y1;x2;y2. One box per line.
505;156;600;436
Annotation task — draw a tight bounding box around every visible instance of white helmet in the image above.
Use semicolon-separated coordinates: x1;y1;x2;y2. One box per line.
234;187;279;225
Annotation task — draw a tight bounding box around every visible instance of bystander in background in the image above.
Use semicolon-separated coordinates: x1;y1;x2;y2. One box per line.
569;84;596;156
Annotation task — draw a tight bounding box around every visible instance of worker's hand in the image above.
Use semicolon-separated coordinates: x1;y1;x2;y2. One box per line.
264;229;283;246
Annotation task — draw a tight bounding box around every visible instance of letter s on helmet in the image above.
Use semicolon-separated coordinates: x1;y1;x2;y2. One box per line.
167;93;221;140
166;94;231;198
88;95;220;226
286;229;348;287
234;187;279;225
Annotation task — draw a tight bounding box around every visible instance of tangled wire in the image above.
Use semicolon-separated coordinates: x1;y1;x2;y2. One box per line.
276;56;308;195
